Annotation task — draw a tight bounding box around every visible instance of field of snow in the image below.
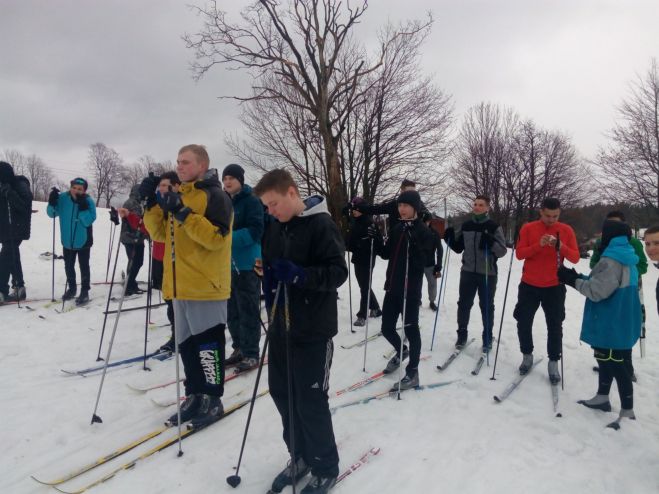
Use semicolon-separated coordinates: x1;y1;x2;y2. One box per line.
2;201;659;493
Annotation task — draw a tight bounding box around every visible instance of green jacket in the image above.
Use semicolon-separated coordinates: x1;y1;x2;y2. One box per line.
590;237;647;275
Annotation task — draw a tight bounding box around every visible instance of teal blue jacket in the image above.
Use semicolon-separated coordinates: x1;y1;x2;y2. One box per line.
47;192;97;249
230;185;263;271
576;236;641;350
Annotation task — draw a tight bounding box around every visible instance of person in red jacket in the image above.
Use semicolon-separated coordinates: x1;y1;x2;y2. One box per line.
513;197;579;383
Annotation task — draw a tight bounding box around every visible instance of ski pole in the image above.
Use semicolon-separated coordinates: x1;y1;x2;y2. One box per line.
395;230;411;400
440;248;451;305
142;239;153;371
556;232;564;391
490;238;516;380
484;242;490;366
5;194;21;308
226;284;281;489
347;250;353;334
95;236;122;361
362;238;375;372
283;283;298;494
90;247;136;424
430;237;451;351
51;214;56;302
105;210;117;283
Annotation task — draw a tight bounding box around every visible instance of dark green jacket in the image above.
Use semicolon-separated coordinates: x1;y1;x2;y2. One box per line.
590;237;647;275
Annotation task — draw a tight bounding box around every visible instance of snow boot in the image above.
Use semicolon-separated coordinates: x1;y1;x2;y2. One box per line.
271;457;311;493
548;360;561;385
353;317;366;327
301;475;338;494
429;301;438;312
7;286;26;302
391;369;419;391
235;357;259;372
578;394;612;412
75;290;90;306
455;330;468;349
62;284;77;301
383;347;409;374
188;394;223;428
167;393;201;425
369;308;382;318
518;353;533;375
225;348;243;366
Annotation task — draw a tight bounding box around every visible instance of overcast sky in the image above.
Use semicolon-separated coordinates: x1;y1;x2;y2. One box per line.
1;0;657;184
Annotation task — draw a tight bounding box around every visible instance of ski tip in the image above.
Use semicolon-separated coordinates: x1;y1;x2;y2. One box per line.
556;412;563;418
493;395;501;403
606;421;621;430
436;365;444;371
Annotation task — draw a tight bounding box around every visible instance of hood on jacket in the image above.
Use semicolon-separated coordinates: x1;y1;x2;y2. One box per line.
300;195;329;217
602;236;639;267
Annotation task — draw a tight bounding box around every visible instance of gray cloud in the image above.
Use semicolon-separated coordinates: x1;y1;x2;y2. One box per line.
1;0;657;182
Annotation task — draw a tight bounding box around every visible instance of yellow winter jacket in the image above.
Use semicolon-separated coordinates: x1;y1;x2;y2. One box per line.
144;175;233;301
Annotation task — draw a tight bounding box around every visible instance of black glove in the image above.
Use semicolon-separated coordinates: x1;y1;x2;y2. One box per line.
48;188;60;207
558;266;579;287
138;173;160;208
76;193;89;211
479;230;495;250
161;191;191;222
444;226;454;246
364;224;380;239
109;206;120;225
433;264;442;277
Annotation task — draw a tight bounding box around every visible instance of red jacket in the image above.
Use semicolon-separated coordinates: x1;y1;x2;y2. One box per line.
152;241;165;261
516;220;579;287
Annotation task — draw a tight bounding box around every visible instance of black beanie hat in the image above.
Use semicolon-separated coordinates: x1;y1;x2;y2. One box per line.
222;163;245;186
397;190;422;212
0;161;15;183
70;177;88;190
600;219;632;250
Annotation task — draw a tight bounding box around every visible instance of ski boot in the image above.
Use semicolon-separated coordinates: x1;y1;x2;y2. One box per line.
8;286;26;302
383;347;409;374
62;284;77;301
369;308;382;318
76;290;90;306
353;317;366;327
271;457;311;493
167;394;201;425
188;394;223;429
548;360;561;385
518;353;533;375
390;369;419;392
578;394;612;412
455;330;468;349
301;475;338;494
235;357;259;372
225;348;243;366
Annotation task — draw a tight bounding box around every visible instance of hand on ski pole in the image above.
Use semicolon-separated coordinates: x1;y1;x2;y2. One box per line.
48;187;59;207
271;258;307;287
109;206;120;225
138;173;160;209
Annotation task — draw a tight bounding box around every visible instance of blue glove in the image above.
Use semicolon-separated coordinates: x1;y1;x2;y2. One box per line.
272;259;307;286
161;192;191;223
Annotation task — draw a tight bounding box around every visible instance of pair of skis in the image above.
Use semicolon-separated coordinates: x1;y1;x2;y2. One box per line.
31;391;269;493
61;351;172;377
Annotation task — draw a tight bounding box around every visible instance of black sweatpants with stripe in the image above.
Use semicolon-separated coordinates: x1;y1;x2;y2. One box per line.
268;335;339;478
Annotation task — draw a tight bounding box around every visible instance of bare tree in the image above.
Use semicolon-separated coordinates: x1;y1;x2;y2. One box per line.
452;102;589;235
185;0;430;221
123;155;174;189
86;143;125;207
595;59;659;212
23;154;56;201
2;149;28;176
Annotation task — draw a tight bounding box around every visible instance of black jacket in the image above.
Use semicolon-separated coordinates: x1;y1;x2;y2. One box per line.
429;227;444;268
262;196;348;343
449;216;507;275
120;184;146;245
0;175;32;243
377;217;434;300
359;197;430;231
346;215;379;265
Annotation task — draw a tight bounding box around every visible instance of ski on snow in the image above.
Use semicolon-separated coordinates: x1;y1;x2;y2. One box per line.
331;380;456;414
340;331;382;350
61;351;172;377
493;357;544;403
551;381;562;417
36;391;269;494
436;338;475;371
265;446;381;494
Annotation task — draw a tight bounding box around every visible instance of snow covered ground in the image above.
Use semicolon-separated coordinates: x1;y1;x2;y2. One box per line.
2;202;659;494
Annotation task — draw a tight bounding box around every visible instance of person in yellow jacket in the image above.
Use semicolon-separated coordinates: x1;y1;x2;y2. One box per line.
141;144;233;428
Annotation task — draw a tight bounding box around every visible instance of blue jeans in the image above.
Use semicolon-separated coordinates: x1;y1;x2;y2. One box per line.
227;270;262;359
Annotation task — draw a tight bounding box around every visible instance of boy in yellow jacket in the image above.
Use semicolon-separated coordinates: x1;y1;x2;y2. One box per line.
142;144;233;428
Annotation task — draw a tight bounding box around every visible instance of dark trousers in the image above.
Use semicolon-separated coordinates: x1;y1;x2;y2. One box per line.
456;271;497;343
594;348;633;410
180;322;226;397
381;290;421;374
268;336;339;478
0;240;24;295
123;242;144;291
353;261;380;318
63;247;91;291
227;270;262;359
514;282;566;360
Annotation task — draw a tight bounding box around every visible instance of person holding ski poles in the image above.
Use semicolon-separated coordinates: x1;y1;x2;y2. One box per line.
513;197;579;384
443;195;506;352
589;210;647;381
346;196;382;326
47;177;97;305
372;190;435;389
117;185;147;296
254;168;347;494
558;219;641;429
142;145;233;428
